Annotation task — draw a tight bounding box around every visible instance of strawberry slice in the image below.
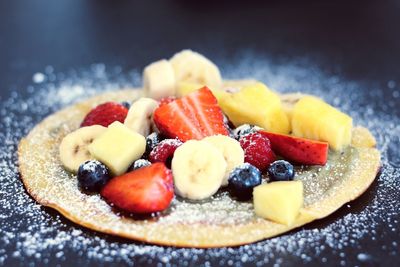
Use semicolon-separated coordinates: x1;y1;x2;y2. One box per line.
259;131;329;165
81;102;128;127
100;163;174;214
153;87;229;142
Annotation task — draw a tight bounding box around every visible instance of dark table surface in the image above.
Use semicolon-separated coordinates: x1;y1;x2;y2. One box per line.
0;1;399;266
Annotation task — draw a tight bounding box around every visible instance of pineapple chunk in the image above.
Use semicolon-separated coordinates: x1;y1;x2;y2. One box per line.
212;89;231;103
221;79;258;90
88;122;146;176
291;96;353;151
176;81;230;103
253;181;303;225
280;93;309;127
176;81;203;97
218;83;290;134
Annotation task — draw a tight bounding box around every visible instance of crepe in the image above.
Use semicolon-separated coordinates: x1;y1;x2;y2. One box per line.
18;88;381;248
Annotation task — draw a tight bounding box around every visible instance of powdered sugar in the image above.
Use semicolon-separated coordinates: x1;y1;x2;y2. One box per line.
32;72;46;84
131;159;151;170
1;55;399;265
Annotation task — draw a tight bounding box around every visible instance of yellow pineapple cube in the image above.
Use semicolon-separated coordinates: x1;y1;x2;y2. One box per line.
176;81;203;97
280;93;310;129
218;83;290;134
88;122;146;176
211;89;231;103
176;81;231;104
221;79;258;91
291;96;353;151
253;181;303;225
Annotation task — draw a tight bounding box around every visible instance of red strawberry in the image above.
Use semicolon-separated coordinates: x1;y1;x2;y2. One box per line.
153;87;229;142
81;102;128;127
259;131;329;165
159;96;176;107
149;139;182;165
239;132;276;171
101;163;174;214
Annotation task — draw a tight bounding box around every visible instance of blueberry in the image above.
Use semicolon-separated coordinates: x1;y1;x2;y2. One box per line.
121;101;131;110
144;132;163;158
77;160;110;192
268;160;295;182
233;124;262;140
127;159;151;172
228;163;262;200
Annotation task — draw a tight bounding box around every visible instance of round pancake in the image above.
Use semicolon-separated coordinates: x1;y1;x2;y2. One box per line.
18;88;381;248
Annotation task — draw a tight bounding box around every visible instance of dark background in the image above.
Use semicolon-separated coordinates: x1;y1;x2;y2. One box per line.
0;0;399;266
1;0;399;96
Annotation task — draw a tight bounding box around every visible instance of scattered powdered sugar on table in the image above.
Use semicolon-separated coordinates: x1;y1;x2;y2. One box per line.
0;57;399;266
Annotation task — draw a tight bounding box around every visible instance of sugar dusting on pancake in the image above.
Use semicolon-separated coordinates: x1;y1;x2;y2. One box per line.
0;57;399;265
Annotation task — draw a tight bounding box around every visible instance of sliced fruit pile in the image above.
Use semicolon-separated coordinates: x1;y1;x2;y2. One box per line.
59;50;354;225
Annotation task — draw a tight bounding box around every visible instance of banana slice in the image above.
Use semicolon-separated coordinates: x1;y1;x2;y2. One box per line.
172;140;227;200
143;59;176;100
124;97;159;136
169;50;222;89
202;135;244;186
59;125;106;173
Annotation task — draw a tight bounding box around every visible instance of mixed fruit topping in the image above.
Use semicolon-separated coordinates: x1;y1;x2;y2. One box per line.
59;50;354;226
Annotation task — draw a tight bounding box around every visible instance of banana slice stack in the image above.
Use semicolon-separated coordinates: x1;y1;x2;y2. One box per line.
143;50;222;100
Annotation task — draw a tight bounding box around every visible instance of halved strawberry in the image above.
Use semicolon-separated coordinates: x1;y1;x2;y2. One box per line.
259;131;329;165
81;102;128;127
153;87;229;142
100;163;174;214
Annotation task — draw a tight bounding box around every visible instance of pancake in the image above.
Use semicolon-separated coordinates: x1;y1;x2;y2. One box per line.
18;88;381;248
